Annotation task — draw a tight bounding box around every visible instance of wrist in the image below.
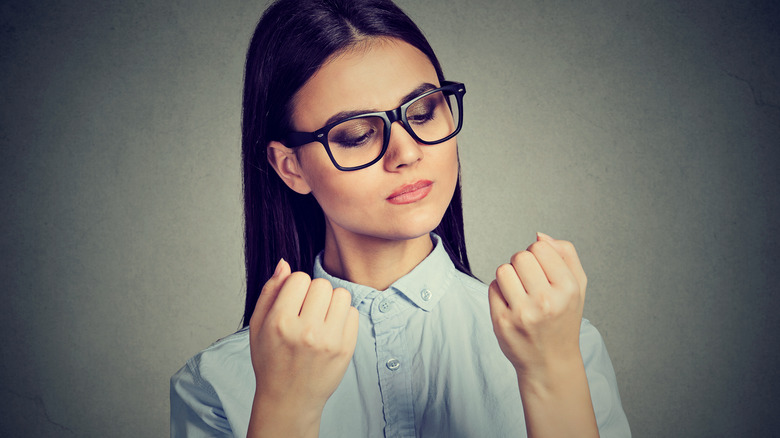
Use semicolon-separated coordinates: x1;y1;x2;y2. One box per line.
515;355;587;397
514;356;599;438
248;389;324;438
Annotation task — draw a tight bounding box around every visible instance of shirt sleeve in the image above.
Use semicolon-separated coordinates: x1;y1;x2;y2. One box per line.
580;319;632;438
170;358;234;438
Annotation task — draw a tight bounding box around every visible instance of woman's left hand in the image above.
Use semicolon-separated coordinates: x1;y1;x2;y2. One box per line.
488;232;588;378
489;232;599;437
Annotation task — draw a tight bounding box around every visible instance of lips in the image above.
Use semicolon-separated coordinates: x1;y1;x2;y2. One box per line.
387;180;433;205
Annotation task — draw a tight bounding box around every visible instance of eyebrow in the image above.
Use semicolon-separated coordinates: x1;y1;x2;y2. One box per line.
322;82;438;127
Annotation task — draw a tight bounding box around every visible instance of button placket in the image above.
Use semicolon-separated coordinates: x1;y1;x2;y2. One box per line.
372;291;415;437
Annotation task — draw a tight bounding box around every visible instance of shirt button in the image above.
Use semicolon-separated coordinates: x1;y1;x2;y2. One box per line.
378;299;392;313
420;289;432;301
386;358;401;371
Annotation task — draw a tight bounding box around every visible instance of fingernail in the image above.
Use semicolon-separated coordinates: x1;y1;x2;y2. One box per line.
273;258;285;277
537;231;554;241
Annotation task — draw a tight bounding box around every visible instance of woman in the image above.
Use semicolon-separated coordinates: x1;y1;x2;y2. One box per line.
171;0;631;436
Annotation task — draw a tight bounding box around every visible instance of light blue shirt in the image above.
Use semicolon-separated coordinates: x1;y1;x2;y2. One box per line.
171;234;631;437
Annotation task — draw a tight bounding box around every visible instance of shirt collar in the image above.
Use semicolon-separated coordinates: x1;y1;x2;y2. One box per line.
312;233;456;312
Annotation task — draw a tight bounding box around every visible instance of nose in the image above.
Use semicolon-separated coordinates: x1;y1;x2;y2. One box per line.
383;121;423;171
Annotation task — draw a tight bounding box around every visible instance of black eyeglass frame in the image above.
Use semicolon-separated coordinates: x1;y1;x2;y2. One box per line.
281;81;466;171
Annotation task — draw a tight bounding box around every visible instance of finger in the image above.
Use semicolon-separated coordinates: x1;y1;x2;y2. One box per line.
251;258;291;326
509;250;549;297
537;232;587;296
494;263;532;310
298;278;334;321
488;280;509;313
526;240;575;289
342;306;360;352
324;287;352;328
271;271;313;315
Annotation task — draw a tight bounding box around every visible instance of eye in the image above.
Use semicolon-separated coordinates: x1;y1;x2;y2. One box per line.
329;118;382;148
407;109;435;124
406;93;441;125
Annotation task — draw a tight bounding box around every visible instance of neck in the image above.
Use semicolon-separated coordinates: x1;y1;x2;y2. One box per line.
321;223;434;291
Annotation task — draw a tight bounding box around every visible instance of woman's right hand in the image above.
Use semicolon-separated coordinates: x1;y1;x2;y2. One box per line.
247;258;359;438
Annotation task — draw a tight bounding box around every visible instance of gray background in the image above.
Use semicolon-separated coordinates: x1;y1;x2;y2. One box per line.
1;0;778;436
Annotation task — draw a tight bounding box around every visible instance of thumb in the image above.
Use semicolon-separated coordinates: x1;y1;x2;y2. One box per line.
250;258;291;327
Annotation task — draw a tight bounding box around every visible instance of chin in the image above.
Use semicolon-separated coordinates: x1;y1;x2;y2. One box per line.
327;189;454;243
384;210;448;241
388;194;453;240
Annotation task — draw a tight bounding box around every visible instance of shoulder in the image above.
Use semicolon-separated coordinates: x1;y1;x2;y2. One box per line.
171;327;253;400
199;327;251;362
170;328;254;436
176;327;251;382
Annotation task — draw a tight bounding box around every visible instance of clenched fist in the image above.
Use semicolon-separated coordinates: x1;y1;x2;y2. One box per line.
247;258;359;438
488;232;587;378
488;233;598;437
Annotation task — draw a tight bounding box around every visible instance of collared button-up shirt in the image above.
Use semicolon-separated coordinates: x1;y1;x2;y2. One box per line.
171;234;631;437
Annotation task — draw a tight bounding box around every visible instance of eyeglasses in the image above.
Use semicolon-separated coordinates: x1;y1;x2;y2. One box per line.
282;81;466;171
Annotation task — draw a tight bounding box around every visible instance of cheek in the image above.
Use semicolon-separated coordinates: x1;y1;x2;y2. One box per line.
434;143;461;214
439;141;460;185
296;147;339;192
311;174;368;207
302;159;375;218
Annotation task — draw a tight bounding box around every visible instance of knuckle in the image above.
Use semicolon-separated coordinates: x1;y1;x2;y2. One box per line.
560;275;578;292
521;310;541;326
560;240;576;254
527;241;545;253
537;297;553;317
310;277;333;291
510;250;533;266
270;314;295;338
557;287;578;305
300;325;319;348
289;271;312;285
495;263;514;279
328;338;346;355
492;312;514;332
332;287;352;304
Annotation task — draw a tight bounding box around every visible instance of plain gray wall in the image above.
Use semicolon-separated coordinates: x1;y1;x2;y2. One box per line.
1;0;778;436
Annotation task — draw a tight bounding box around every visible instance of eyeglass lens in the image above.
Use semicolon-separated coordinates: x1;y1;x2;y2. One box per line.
326;90;460;169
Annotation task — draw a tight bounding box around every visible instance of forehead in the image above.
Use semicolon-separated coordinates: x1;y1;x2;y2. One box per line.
290;38;439;131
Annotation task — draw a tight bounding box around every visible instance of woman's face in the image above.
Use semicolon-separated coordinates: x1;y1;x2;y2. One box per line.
273;38;459;244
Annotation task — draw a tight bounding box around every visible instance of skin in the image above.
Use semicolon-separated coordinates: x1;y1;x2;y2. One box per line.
248;37;599;438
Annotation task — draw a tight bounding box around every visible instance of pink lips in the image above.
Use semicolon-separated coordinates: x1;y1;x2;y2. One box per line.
386;180;433;205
